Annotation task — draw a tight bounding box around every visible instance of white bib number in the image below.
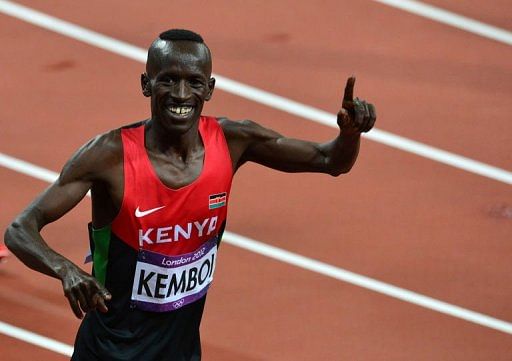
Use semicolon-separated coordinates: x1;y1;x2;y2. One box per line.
131;238;217;312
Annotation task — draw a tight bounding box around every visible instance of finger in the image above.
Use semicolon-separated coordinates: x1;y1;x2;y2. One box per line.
65;291;83;319
361;101;371;132
88;280;111;306
104;292;112;301
95;287;111;312
94;294;109;313
98;286;112;301
353;98;365;130
80;282;94;310
365;103;377;132
343;76;356;103
75;287;90;313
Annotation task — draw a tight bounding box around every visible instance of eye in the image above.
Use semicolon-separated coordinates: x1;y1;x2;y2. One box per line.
158;75;175;84
189;79;204;88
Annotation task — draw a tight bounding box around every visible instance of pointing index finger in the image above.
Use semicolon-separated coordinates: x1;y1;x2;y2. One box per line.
343;76;356;103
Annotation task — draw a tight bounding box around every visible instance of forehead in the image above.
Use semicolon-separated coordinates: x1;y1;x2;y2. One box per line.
147;40;211;76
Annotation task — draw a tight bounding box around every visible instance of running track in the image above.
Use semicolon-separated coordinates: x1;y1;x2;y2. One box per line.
0;1;511;360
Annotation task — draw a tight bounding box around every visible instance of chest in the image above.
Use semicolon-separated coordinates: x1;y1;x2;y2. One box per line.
148;149;205;190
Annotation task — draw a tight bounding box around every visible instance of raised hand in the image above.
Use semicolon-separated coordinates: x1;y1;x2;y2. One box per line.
60;263;111;319
337;77;376;134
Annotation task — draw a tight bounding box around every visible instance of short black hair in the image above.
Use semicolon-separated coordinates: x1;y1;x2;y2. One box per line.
159;29;204;43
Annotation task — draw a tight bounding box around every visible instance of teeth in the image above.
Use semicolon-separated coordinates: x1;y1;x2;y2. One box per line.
170;106;193;115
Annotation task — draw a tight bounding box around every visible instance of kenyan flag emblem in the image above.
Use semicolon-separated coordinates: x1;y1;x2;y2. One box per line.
209;192;227;209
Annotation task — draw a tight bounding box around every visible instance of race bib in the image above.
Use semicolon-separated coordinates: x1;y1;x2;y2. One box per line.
131;238;217;312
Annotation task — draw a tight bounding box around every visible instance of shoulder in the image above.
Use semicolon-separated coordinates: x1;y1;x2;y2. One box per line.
218;117;279;142
59;128;123;184
217;117;253;136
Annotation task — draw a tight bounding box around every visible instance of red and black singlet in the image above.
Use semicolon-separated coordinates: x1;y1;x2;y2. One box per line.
112;115;232;256
72;116;233;361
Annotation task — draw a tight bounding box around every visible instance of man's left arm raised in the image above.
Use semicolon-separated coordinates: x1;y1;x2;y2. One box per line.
221;77;376;175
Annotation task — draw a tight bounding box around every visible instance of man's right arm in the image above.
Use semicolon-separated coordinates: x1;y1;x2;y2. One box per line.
3;130;121;319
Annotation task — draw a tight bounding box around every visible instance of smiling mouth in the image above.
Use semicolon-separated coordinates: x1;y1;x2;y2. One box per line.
168;106;194;116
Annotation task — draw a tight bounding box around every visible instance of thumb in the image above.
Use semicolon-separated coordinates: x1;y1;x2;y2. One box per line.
337;108;350;127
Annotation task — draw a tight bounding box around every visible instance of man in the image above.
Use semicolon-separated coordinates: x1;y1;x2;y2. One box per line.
4;29;376;360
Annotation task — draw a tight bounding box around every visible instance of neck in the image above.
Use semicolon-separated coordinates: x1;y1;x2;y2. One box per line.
145;117;202;160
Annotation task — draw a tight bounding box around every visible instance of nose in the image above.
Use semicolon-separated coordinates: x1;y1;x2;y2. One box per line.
170;79;191;101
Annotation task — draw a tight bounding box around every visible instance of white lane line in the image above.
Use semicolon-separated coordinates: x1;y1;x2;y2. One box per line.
1;152;511;336
0;0;511;185
224;231;512;335
208;78;512;185
0;321;73;357
0;153;57;183
373;0;512;46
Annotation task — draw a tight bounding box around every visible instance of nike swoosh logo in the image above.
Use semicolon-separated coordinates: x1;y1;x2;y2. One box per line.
135;205;166;218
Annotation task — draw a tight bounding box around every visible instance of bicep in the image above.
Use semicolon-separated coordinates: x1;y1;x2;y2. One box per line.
18;133;115;228
240;121;327;173
22;172;92;229
37;178;92;225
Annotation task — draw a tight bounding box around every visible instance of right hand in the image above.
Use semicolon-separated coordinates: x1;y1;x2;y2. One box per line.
60;263;112;319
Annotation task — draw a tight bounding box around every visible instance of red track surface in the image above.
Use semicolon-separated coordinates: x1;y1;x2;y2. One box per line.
1;1;511;360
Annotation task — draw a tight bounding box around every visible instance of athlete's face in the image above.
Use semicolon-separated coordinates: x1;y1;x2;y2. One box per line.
142;40;215;134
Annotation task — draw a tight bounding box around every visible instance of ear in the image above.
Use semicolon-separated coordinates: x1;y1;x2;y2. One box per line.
141;73;151;97
205;77;216;101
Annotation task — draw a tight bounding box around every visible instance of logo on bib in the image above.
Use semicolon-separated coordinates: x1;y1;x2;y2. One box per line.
131;238;218;312
209;192;226;209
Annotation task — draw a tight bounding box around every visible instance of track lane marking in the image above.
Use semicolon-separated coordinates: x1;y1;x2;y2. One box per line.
0;321;73;357
372;0;512;46
0;0;511;185
1;152;511;337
